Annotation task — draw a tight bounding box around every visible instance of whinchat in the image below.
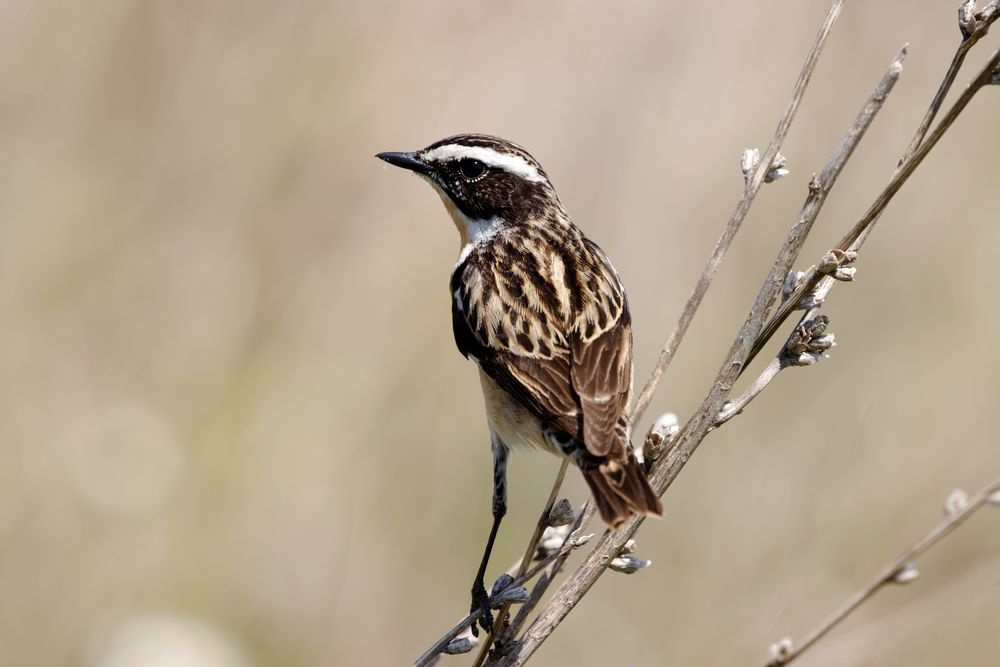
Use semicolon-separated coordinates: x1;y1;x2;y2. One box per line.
377;134;662;634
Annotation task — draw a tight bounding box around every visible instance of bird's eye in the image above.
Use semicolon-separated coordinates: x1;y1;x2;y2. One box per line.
458;159;486;180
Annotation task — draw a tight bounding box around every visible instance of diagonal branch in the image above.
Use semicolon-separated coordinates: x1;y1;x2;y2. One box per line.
765;477;1000;666
628;0;846;429
709;41;910;430
749;3;1000;372
900;0;999;162
729;44;906;383
715;357;782;426
412;516;589;667
485;503;593;665
746;43;1000;370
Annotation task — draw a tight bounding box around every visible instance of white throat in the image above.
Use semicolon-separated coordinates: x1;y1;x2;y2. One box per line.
456;215;502;265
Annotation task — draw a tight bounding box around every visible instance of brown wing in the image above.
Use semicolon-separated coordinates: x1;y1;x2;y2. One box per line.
570;313;632;457
451;236;631;450
563;238;632;457
483;354;583;439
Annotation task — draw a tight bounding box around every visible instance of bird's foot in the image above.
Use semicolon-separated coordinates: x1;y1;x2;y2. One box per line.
469;580;494;637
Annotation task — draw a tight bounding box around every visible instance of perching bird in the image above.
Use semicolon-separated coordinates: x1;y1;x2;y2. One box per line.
377;134;662;634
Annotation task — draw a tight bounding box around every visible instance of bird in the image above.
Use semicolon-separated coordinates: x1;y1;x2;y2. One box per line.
376;134;662;635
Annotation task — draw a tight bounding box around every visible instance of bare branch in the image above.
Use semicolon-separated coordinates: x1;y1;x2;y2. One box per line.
715;357;782;426
765;476;1000;666
718;308;836;427
412;517;588;667
628;0;846;429
747;45;1000;369
901;1;999;162
485;505;595;665
730;45;905;382
714;41;908;421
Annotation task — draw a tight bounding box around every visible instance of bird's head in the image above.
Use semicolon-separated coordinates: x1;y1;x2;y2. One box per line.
377;134;563;246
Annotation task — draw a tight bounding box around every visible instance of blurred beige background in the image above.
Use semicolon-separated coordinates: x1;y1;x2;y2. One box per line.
2;1;999;665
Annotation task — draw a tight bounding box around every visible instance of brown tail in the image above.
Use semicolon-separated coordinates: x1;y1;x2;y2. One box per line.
580;453;663;528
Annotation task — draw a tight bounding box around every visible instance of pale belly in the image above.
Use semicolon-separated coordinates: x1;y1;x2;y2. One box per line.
478;369;557;454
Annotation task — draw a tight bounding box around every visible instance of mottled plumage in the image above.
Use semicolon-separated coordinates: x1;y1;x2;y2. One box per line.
377;134;662;634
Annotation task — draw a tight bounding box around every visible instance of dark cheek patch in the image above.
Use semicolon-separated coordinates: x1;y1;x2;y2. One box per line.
440;164;552;226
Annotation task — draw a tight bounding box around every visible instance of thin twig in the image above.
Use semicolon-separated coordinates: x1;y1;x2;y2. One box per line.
685;41;906;431
746;45;1000;371
627;0;846;430
412;521;588;667
730;44;906;383
469;461;569;666
716;357;782;426
486;504;594;665
492;502;599;648
900;1;999;163
766;477;1000;666
720;297;838;425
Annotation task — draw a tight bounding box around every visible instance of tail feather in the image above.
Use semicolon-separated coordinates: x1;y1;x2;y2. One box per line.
580;453;663;528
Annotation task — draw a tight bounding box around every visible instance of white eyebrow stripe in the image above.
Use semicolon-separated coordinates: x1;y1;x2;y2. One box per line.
420;144;546;183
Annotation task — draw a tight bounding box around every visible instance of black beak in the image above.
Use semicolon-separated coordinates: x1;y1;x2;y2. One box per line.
376;151;434;176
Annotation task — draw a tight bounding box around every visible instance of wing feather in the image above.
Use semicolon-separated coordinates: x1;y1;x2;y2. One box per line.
451;235;632;456
570;240;632;457
571;315;631;457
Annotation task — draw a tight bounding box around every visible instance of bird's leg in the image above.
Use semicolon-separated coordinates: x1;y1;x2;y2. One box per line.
470;434;508;636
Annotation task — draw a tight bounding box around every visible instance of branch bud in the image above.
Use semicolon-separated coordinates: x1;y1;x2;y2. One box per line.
808;334;836;351
768;637;794;665
957;0;995;39
491;573;514;597
818;248;857;271
741;148;760;184
890;562;919;584
789;352;818;366
547;498;576;527
784;316;835;364
609;555;652;574
643;412;680;466
832;266;856;281
765;152;790;183
491;585;529;606
805;315;829;337
959;0;978;38
535;524;572;560
944;489;969;516
782;270;806;304
444;637;475;655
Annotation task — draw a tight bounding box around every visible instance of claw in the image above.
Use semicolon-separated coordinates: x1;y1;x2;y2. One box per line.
470;582;493;637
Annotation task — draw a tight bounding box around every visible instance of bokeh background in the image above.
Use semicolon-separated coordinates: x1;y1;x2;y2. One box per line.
2;1;999;665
